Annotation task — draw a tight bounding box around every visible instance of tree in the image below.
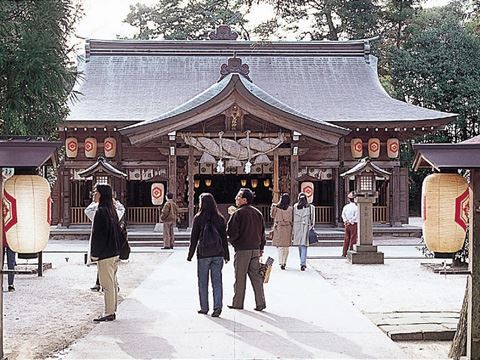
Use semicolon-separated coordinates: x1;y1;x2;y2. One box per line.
380;0;420;48
124;0;250;40
0;0;81;137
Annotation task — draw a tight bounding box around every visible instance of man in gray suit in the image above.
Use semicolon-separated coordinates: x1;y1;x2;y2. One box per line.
226;188;266;311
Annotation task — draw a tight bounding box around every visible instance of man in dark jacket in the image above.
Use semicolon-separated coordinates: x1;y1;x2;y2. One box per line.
227;188;266;311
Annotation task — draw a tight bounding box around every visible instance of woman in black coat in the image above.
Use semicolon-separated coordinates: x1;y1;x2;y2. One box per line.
187;193;229;318
90;184;121;322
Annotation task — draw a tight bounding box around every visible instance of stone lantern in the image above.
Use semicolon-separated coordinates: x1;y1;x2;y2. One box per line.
340;158;391;264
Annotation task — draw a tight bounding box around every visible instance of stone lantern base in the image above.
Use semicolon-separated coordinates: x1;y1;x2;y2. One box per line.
347;245;384;264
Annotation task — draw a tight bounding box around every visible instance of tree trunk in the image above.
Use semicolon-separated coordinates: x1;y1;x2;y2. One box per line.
449;282;468;359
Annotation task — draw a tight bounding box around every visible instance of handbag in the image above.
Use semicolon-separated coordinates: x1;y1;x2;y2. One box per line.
259;256;274;283
308;206;318;245
117;221;130;260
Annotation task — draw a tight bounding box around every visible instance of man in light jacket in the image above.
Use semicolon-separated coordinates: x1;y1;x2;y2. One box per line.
160;192;178;249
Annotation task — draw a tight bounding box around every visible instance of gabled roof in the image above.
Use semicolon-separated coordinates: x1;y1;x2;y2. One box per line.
0;137;61;168
340;158;391;178
413;142;480;171
67;39;455;128
120;73;349;145
77;157;127;178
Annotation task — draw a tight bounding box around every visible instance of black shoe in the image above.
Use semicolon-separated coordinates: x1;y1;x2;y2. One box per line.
301;265;306;271
227;305;243;310
211;308;222;317
280;265;285;270
90;285;101;292
93;313;116;322
254;306;266;311
197;310;208;314
162;247;170;250
8;285;15;292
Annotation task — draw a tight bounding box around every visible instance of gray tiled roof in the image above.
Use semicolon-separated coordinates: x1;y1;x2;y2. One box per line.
67;41;454;125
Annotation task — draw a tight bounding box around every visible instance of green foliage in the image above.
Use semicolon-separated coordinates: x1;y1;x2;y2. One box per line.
124;0;249;40
0;0;81;137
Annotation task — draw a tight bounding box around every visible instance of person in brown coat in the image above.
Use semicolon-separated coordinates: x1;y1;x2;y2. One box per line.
270;193;293;270
160;192;179;249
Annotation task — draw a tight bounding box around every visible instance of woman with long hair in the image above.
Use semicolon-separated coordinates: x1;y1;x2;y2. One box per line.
90;184;121;322
292;192;315;271
187;193;229;317
270;193;293;270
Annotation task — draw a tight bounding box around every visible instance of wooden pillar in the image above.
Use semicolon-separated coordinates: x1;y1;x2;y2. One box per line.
62;167;71;227
467;169;480;359
273;151;279;203
188;147;195;227
290;142;299;201
333;168;340;226
391;166;401;226
168;142;177;198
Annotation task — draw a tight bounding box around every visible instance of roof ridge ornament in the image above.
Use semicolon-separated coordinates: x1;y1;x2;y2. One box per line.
209;25;239;40
219;56;252;82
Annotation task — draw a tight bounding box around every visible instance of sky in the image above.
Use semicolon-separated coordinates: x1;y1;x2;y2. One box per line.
74;0;453;42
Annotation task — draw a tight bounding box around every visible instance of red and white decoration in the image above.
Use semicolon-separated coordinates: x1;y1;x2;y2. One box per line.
3;175;51;253
351;138;363;159
151;183;165;206
301;182;314;204
84;137;97;158
387;138;400;159
65;137;78;158
103;137;116;158
368;138;380;158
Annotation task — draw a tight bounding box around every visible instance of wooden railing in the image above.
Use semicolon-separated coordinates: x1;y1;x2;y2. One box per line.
373;206;389;224
71;207;90;224
315;206;334;224
127;207;160;224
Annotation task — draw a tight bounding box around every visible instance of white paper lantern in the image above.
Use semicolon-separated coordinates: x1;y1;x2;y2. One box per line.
104;137;117;158
387;138;400;159
151;183;165;206
351;138;363;159
368;138;380;158
3;175;51;253
65;137;78;158
85;137;97;158
301;182;314;204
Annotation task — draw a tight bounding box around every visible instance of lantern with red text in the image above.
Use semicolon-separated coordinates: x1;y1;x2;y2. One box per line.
301;182;314;203
151;183;165;206
387;138;400;159
3;176;51;253
65;137;78;158
422;173;469;254
84;137;97;158
351;138;363;159
368;138;380;158
103;137;117;158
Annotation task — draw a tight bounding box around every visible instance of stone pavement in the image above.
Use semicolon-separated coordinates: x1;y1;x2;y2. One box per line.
61;247;407;359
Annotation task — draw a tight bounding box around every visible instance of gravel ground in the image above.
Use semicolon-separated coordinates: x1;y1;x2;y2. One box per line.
3;251;170;360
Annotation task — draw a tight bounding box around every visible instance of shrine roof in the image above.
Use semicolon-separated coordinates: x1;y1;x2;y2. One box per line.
413;140;480;171
0;137;61;168
77;157;127;178
67;39;455;127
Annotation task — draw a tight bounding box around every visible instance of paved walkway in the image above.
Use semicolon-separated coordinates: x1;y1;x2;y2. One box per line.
62;247;407;359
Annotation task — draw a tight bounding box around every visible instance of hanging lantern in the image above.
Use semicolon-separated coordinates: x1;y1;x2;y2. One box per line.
254;154;271;165
199;152;216;164
351;138;363;159
240;179;247;187
387;138;400;159
151;183;165;206
368;138;380;158
104;137;117;158
194;179;200;189
422;173;469;254
251;179;258;188
263;179;271;188
301;182;314;204
65;137;78;158
3;175;51;254
84;137;97;158
205;179;212;187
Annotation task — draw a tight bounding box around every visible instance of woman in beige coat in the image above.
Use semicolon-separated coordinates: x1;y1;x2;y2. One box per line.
270;193;293;270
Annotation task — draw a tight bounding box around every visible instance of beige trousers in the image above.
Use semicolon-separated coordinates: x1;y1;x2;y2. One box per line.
232;249;265;309
98;256;119;315
277;246;289;266
163;222;175;247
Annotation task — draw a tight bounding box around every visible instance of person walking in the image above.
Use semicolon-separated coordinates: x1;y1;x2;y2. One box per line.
90;184;122;322
341;191;358;257
2;199;16;292
270;193;293;270
160;192;178;249
187;193;229;317
227;188;266;311
292;192;315;271
85;187;125;292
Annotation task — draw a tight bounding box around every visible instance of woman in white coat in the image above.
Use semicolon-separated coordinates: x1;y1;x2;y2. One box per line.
85;185;125;291
292;192;315;271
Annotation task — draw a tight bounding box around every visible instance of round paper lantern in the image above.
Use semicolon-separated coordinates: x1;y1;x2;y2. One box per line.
301;182;314;204
368;138;380;158
65;137;78;158
3;175;51;253
151;183;165;206
422;173;469;253
104;137;117;158
351;138;363;159
84;137;97;158
387;138;400;159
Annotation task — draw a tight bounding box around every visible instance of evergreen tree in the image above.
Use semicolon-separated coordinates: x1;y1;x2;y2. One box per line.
0;0;81;137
